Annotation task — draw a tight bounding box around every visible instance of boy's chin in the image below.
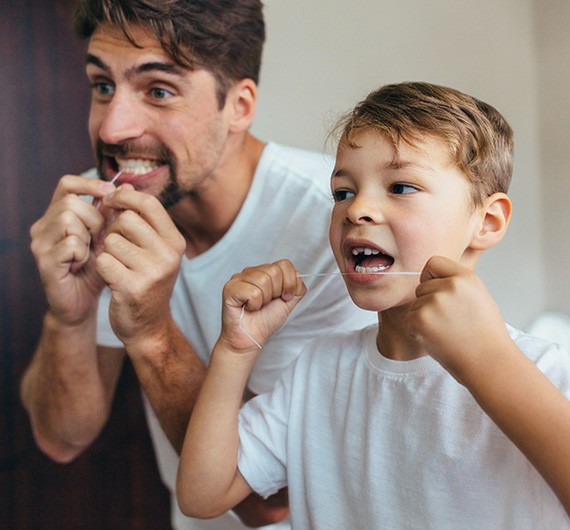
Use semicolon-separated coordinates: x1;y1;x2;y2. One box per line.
350;293;415;314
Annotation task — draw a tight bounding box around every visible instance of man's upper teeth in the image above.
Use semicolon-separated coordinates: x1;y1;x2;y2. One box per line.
116;158;160;175
352;247;380;256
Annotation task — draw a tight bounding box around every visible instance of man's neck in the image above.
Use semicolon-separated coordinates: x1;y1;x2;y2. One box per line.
168;132;266;259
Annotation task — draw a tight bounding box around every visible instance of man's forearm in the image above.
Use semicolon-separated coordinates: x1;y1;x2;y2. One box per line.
124;318;208;453
21;311;122;462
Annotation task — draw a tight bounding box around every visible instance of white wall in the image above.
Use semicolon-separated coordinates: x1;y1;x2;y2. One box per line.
251;0;546;329
535;0;570;317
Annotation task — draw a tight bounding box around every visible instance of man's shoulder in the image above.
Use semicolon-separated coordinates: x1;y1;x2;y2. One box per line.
262;142;334;182
81;168;99;179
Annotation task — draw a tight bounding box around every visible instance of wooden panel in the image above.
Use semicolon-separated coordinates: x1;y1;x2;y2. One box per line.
0;1;171;527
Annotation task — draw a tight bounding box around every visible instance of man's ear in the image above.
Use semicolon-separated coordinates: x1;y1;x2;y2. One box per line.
470;192;512;251
226;78;257;133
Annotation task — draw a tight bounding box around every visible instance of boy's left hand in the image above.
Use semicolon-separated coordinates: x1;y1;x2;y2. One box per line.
405;256;512;382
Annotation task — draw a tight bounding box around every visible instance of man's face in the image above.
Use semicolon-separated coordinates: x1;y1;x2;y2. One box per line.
86;23;232;208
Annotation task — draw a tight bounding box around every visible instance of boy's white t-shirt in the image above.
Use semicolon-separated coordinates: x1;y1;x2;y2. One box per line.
238;324;570;529
95;142;375;530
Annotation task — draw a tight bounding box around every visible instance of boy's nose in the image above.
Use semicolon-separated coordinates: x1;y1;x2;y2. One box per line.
346;195;383;225
97;91;145;145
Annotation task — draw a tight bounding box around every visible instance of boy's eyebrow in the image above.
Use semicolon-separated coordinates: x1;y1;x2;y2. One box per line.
331;161;437;179
331;168;349;178
85;53;188;79
384;159;436;172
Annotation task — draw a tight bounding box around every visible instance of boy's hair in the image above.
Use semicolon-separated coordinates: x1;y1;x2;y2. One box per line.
74;0;265;108
336;82;514;205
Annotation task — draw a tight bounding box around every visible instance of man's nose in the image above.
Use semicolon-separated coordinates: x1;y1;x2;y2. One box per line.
97;90;145;145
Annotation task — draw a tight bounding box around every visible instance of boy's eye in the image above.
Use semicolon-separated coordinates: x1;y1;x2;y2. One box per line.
332;189;355;202
390;183;417;195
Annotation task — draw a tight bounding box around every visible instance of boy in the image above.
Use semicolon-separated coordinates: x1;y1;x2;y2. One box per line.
176;82;570;528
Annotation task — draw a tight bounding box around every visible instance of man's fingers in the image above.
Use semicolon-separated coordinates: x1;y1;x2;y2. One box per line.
51;174;116;205
101;188;177;239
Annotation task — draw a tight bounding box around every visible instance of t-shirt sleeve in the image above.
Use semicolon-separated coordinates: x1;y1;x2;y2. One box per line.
237;359;297;498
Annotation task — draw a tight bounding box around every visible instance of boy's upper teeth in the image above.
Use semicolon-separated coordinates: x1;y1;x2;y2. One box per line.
116;157;160;175
352;247;380;256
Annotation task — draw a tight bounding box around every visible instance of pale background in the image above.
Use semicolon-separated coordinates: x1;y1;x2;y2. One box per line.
251;0;570;330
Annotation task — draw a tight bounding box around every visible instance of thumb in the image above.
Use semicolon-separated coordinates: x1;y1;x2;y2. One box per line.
420;256;464;283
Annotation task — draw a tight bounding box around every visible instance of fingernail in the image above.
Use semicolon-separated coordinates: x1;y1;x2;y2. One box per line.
99;181;115;193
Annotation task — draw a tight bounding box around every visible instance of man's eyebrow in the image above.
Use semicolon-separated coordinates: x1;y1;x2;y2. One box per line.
85;53;111;73
130;61;188;79
85;54;187;79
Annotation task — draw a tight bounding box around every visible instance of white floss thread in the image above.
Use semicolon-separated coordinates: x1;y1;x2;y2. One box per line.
297;271;421;277
95;170;123;210
85;171;124;263
238;271;422;349
239;306;263;349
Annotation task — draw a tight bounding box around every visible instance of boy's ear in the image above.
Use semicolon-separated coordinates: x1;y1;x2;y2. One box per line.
470;193;512;251
226;78;257;134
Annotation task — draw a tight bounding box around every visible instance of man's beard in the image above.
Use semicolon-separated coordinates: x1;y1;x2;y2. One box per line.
95;139;189;209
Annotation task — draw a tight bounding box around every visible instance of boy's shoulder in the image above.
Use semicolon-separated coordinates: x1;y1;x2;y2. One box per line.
508;323;570;386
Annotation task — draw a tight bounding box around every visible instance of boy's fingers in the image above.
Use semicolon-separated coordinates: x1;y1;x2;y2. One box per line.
226;260;303;310
420;256;470;283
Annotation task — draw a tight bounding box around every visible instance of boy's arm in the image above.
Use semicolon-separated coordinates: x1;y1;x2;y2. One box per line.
176;260;306;519
406;256;570;516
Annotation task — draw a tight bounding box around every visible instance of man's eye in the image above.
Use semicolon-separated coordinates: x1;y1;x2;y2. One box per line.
391;183;417;195
150;87;173;99
92;82;114;96
332;189;355;202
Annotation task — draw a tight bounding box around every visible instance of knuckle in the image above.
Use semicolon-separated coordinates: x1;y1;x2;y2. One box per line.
139;193;159;211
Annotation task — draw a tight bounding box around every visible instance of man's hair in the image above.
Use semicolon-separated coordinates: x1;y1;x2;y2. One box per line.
335;82;514;205
74;0;265;107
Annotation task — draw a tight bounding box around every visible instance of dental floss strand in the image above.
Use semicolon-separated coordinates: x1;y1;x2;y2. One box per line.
85;171;124;262
238;270;422;349
239;306;263;350
95;170;123;210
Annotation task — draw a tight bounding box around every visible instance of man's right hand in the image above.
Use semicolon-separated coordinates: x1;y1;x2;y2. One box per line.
30;174;116;326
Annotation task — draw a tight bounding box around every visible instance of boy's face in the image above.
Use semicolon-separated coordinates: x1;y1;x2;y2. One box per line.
329;130;482;312
86;23;235;208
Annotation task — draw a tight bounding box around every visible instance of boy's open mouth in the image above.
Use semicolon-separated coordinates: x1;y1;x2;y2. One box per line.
349;246;394;274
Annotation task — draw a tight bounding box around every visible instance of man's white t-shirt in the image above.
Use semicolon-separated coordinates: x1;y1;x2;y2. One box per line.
95;142;375;529
238;324;570;529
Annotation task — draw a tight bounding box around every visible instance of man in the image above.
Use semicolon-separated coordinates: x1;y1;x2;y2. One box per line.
21;1;370;529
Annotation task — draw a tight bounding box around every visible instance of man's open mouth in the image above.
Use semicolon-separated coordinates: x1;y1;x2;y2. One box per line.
114;156;164;176
350;246;394;274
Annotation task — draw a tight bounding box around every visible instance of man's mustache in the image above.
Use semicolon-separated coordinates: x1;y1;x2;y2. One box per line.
96;139;172;161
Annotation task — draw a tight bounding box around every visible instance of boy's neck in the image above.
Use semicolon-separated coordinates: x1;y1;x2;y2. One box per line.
376;307;428;362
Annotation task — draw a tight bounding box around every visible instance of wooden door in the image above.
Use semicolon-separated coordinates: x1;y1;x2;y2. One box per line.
0;1;171;527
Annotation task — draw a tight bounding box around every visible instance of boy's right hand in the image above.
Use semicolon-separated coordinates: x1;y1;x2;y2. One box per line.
30;175;116;326
219;260;307;353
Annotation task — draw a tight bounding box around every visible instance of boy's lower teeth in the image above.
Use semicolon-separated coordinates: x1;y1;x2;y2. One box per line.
355;265;390;273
